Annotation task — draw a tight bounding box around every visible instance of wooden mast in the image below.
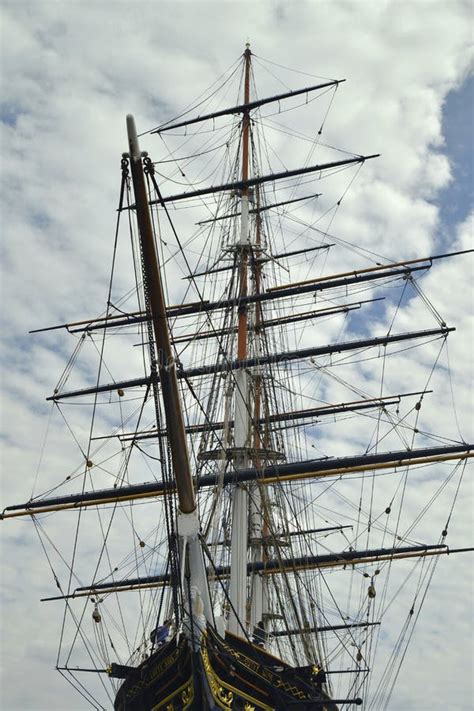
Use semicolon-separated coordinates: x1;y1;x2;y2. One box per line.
126;114;211;621
237;42;251;361
228;43;253;635
249;182;266;632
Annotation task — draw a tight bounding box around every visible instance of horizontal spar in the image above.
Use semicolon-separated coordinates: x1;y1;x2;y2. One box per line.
86;249;471;327
210;525;354;548
114;390;430;443
151;79;344;133
271;622;380;637
30;249;471;336
3;443;472;518
47;326;453;401
162;299;381;345
185;242;330;279
42;544;460;600
68;263;425;334
195;192;323;227
136;155;379;207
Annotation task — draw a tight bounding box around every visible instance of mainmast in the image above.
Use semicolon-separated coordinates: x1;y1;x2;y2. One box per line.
228;44;253;635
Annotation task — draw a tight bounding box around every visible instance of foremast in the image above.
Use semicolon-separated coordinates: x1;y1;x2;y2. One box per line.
126;115;211;626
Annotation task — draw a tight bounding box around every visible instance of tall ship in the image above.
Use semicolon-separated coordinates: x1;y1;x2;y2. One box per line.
2;46;473;710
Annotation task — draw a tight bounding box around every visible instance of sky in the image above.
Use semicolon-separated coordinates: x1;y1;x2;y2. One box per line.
1;1;473;710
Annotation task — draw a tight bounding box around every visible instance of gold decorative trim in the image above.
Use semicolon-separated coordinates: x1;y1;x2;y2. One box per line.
201;644;274;711
151;677;194;710
126;647;183;702
181;681;194;710
215;634;307;701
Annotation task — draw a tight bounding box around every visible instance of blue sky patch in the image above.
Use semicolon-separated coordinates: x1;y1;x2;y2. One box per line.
438;74;473;229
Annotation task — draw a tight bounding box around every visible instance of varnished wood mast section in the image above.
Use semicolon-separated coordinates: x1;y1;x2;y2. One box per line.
237;46;251;360
126;116;196;514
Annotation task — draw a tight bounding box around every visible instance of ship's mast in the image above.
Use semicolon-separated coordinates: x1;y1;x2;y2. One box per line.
228;44;253;635
249;184;266;632
126;115;211;624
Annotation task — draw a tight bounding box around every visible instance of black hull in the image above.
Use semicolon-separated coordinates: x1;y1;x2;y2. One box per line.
113;626;337;710
113;637;198;710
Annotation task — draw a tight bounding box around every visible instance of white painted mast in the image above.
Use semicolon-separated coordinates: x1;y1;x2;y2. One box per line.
249;188;266;632
228;44;253;636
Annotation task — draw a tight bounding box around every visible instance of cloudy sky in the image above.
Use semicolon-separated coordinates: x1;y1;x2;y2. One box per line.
1;1;473;710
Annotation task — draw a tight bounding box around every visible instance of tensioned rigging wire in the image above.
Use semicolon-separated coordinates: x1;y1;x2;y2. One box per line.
159;110;366;660
360;345;454;703
57;668;107;710
257;115;357;155
50;168;175;671
141;57;242;136
56;168;130;672
154;133;236;187
153;137;235;164
33;519;113;705
253;53;340;83
144;165;267;449
72;273;171;660
27;48;472;708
